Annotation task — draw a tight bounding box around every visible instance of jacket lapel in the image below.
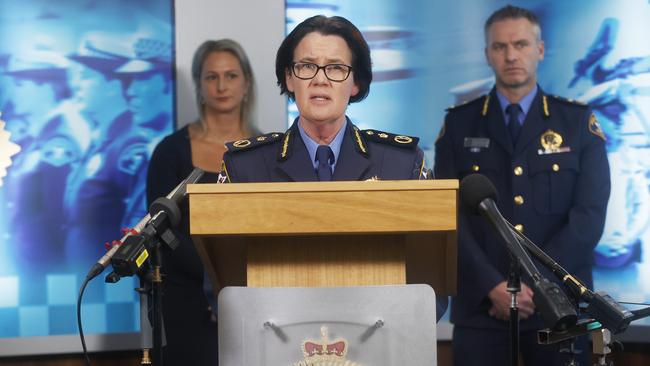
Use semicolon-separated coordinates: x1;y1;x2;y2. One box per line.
331;123;371;181
485;89;513;155
275;121;318;182
514;89;546;155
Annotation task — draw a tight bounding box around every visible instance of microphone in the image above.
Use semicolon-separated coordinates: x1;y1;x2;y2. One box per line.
460;173;578;331
85;168;205;280
505;220;636;334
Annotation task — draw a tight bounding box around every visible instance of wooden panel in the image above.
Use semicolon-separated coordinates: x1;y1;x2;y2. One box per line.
198;232;455;297
189;180;459;297
187;179;459;194
194;236;248;295
405;232;457;296
190;185;457;235
247;235;406;287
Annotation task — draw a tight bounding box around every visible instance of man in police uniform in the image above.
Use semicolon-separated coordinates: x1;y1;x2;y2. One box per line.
220;15;447;319
434;5;610;366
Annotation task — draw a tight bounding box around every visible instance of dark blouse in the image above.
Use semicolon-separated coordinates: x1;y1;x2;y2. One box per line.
146;125;219;284
146;125;219;366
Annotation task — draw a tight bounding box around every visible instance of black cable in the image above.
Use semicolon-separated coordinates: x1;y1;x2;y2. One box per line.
77;275;92;366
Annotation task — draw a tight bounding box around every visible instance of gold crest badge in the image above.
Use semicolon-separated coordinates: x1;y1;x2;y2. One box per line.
588;113;606;141
540;129;563;152
292;326;361;366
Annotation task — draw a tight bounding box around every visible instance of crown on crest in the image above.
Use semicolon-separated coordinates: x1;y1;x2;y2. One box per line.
292;326;361;366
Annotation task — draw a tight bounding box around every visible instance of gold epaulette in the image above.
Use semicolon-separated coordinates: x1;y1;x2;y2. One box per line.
225;132;284;152
362;129;419;148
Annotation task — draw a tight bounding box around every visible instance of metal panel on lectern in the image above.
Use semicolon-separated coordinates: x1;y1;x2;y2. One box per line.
218;285;437;366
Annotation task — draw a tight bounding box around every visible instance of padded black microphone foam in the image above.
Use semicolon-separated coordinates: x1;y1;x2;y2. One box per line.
459;173;499;214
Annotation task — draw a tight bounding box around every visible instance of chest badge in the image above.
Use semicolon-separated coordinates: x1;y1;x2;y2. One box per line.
539;129;570;155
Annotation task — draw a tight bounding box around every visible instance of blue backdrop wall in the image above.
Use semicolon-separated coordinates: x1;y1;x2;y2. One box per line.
0;0;174;349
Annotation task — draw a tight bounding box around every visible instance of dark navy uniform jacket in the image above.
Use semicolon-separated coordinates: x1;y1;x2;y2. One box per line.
221;117;449;319
435;87;610;330
222;118;426;182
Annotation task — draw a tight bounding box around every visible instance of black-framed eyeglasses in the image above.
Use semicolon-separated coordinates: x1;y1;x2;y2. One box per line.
291;62;353;82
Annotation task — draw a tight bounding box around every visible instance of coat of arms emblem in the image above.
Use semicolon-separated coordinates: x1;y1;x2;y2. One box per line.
291;326;362;366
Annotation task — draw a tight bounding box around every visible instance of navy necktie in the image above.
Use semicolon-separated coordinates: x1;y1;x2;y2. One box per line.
315;145;333;181
506;103;522;145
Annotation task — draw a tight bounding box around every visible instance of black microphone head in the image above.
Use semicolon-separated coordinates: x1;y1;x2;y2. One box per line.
459;174;499;214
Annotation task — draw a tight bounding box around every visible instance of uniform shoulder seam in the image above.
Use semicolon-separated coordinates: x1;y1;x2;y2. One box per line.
361;129;419;148
225;132;284;152
445;94;487;112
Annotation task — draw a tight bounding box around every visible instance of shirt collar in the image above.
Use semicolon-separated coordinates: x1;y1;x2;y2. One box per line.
496;84;538;125
297;118;347;171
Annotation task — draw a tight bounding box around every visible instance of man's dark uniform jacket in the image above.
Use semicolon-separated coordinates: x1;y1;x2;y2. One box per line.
220;117;448;319
434;87;610;330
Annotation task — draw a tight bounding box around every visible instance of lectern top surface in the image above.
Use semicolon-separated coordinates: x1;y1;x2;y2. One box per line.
187;179;458;194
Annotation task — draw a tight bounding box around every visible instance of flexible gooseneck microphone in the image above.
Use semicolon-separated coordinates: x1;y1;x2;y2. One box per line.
85;168;205;281
460;173;578;331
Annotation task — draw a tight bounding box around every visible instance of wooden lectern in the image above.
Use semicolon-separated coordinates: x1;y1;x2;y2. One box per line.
187;180;458;300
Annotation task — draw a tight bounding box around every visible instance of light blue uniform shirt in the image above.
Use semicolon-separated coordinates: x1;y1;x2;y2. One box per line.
297;118;346;173
496;84;538;126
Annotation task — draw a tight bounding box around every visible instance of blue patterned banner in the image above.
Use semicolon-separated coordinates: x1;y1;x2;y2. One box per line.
0;0;174;342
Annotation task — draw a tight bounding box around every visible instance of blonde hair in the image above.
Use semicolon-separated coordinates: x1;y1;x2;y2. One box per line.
191;39;258;134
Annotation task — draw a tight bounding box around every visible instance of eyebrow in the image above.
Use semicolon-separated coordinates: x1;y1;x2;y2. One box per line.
202;69;240;74
298;56;348;64
490;38;529;46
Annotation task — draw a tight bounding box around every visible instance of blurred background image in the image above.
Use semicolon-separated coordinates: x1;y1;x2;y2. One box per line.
0;0;174;338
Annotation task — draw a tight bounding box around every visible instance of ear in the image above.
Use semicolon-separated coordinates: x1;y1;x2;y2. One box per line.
537;40;545;61
285;68;295;93
351;81;359;97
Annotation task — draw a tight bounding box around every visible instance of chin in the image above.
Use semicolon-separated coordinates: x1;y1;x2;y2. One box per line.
501;78;530;89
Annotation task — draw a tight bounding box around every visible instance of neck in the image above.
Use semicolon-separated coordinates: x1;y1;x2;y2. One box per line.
199;107;245;142
496;80;536;104
299;115;346;145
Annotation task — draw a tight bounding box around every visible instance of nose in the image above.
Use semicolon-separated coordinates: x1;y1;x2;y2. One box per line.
505;45;518;63
217;77;226;92
311;66;329;84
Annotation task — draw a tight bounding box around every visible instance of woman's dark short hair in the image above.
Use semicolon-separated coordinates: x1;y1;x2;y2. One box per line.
275;15;372;104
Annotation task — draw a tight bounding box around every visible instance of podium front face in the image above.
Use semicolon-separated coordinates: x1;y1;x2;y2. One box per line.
187;181;458;296
218;285;439;366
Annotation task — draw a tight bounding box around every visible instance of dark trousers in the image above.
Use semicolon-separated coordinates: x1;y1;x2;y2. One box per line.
453;326;590;366
162;281;218;366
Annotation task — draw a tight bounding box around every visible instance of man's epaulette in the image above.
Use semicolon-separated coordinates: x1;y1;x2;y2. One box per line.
547;94;589;108
445;94;487;113
225;132;284;152
362;129;419;148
